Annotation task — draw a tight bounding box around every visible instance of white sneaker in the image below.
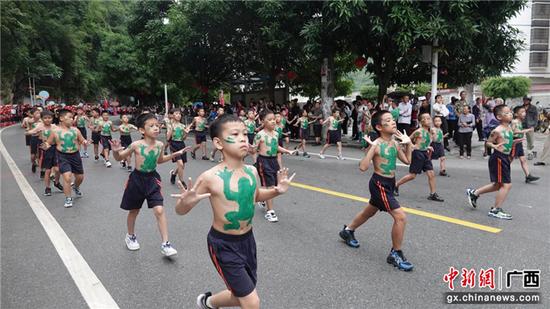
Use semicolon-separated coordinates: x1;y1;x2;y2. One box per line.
265;210;279;222
161;241;177;257
105;161;112;168
319;154;325;159
257;201;266;210
64;197;73;208
337;154;343;160
125;234;140;251
83;152;89;158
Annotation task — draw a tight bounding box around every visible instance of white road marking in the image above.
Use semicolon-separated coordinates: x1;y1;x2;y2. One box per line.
0;127;119;309
296;151;409;167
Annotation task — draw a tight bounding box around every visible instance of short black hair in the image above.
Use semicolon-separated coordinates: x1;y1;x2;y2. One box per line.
332;108;340;114
58;109;73;119
170;108;180;114
209;114;243;139
30;108;39;115
136;112;157;129
433;115;444;122
493;104;507;118
101;110;109;115
260;109;274;121
419;112;431;121
513;105;525;114
92;108;100;113
41;110;54;118
435;94;442;100
371;110;391;134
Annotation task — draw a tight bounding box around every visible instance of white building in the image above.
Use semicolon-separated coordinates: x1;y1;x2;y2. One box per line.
503;0;550;107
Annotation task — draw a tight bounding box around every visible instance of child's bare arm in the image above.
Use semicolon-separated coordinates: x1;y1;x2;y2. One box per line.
173;175;211;215
25;123;44;135
255;168;295;202
157;141;191;163
76;129;89;145
111;140;133;161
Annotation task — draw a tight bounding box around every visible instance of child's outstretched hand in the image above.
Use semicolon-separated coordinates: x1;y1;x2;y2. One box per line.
109;139;123;151
395;130;411;144
363;135;377;147
274;168;296;194
171;177;211;203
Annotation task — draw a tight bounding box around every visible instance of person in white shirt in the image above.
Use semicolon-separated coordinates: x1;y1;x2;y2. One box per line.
397;95;412;133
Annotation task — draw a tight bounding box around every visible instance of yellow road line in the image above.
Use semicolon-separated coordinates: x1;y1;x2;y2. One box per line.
290;182;502;234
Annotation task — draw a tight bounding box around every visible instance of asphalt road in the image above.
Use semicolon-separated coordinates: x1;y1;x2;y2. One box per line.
1;124;549;308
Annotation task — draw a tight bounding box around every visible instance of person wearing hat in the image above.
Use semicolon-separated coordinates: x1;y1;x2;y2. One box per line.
522;96;538;159
418;96;431;115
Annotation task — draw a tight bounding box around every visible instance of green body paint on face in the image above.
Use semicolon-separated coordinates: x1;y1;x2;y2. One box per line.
224;136;236;144
172;126;184;141
265;134;279;156
379;142;397;175
59;129;78;153
502;129;514;153
419;129;431;150
216;167;257;230
138;144;160;172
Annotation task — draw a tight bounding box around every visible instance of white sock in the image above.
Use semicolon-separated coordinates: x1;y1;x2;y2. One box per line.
345;226;353;231
206;297;214;309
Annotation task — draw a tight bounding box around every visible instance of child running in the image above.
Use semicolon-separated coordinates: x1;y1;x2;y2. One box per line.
42;109;88;208
26;110;63;195
167;109;190;187
319;108;344;160
466;105;523;220
293;109;316;158
74;106;90;158
25;108;42;173
118;114;138;171
394;113;444;202
110;113;190;256
190;108;209;160
339;111;414;271
172;113;295;309
510;106;540;183
244;110;257;162
96;110;116;167
89;108;102;162
431;116;448;176
274;111;289;168
252;110;295;222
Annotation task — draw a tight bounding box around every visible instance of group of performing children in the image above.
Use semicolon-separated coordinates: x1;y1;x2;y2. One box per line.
19;102;538;308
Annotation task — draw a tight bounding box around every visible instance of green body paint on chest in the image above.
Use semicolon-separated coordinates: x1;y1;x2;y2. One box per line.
59;129;78;153
502;130;514;153
276;127;283;137
101;122;111;135
331;119;339;130
513;122;524;139
138;144;160;172
301;118;309;129
172;126;184;140
265;134;279;156
43;129;51;141
246;121;255;133
120;125;130;134
379;142;397;175
197;120;206;131
216;167;257;231
435;129;443;143
419;129;431;150
77;117;86;127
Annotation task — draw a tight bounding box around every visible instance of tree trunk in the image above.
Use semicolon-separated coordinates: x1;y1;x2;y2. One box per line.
320;49;334;118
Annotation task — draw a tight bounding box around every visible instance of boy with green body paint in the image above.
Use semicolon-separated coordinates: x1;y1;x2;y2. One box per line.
190;108;209;160
210;107;226;162
42;109;89;208
117;114;138;171
74;107;90;158
319;109;345;160
110;113;190;256
252;110;296;222
339;110;415;271
173;114;295;309
395;113;445;202
94;110;117;167
167;109;191;186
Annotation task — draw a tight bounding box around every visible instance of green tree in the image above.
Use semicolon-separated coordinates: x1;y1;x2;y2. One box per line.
481;76;531;101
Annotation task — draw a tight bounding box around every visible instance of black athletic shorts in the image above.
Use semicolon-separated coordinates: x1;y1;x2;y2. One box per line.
170;140;187;163
25;135;31;146
369;173;400;212
489;150;511;184
431;142;445;160
40;146;57;169
120;135;133;149
299;128;308;140
78;127;87;139
255;155;279;187
326;130;341;145
30;135;41;155
195;131;207;144
278;136;283;147
120;169;163;210
313;124;322;138
409;149;433;174
56;151;84;174
510;142;524;159
100;135;112;150
207;228;257;298
247;133;255;145
92;132;101;145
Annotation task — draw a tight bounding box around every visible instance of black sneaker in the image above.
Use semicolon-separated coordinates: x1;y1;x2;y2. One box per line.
40;170;45;179
191;151;196;160
170;171;176;185
466;188;478;208
439;170;448;177
180;180;188;190
387;249;414;271
394;186;399;196
339;225;360;248
54;182;64;192
31;163;37;173
534;162;546;166
121;161;126;168
427;192;444;202
303;152;310;158
73;186;82;197
525;174;540;183
44;187;52;196
202;156;209;160
196;292;213;309
127;165;132;172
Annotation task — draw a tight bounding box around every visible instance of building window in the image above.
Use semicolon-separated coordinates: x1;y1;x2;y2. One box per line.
530;1;550;68
529;51;548;67
532;1;550;20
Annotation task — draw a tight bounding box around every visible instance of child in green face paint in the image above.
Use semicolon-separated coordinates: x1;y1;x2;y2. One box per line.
319;108;345;160
190;108;209;160
110;112;191;257
89;108;102;161
274;111;289;169
74;107;90;158
431;116;449;176
467;105;526;220
293;109;317;158
42;109;89;208
251;110;296;222
173;114;295;309
117;114;138;171
167;109;191;186
395;112;445;202
510;106;539;183
25;108;42;172
96;110;117;168
339;110;415;271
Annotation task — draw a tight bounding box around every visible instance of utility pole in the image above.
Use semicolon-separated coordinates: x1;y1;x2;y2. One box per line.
430;39;438;117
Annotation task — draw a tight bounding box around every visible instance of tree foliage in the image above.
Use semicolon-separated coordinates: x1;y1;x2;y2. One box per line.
481;76;531;100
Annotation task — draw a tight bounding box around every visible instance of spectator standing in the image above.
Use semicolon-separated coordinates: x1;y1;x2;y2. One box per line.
522;96;538;159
